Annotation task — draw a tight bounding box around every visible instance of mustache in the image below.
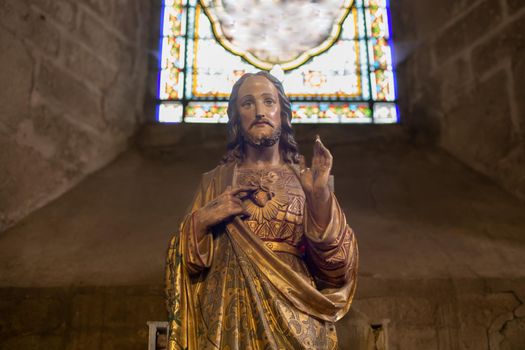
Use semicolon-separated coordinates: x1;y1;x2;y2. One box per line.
250;119;274;129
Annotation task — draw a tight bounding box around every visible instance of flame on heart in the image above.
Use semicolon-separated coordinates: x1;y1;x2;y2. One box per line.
200;0;354;71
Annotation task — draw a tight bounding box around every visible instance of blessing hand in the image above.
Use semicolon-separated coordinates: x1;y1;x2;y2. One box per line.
299;135;333;229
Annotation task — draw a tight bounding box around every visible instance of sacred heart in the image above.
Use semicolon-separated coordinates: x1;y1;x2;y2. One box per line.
200;0;354;71
252;189;273;207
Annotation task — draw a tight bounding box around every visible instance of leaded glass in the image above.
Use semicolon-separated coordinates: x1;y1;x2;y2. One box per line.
292;102;372;123
366;6;390;38
371;69;395;101
157;0;398;124
158;102;183;123
373;102;397;123
185;102;229;123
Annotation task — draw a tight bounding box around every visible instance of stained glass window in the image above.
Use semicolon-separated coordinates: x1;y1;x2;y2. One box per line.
157;0;397;124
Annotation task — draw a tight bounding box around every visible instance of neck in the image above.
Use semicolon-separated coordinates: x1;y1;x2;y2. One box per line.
242;142;282;167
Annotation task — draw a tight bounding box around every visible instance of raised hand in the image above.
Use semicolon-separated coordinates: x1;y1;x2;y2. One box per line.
299;135;333;230
193;185;256;239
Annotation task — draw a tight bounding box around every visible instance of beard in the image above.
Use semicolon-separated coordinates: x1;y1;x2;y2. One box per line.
241;125;282;149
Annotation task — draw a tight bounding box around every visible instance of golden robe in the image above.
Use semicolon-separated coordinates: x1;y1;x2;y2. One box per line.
166;162;358;350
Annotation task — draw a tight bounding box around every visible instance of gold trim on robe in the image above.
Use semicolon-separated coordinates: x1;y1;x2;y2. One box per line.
166;162;358;350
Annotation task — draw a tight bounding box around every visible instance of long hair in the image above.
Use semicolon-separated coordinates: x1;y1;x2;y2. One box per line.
221;71;300;164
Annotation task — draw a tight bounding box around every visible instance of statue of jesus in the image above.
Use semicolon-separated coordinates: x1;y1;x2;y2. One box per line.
166;71;358;350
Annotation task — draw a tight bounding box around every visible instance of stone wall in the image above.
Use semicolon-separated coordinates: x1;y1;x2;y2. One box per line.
392;0;525;201
1;279;524;350
0;0;153;232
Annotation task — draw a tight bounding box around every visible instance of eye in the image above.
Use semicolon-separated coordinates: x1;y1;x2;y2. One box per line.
241;100;253;108
264;98;275;106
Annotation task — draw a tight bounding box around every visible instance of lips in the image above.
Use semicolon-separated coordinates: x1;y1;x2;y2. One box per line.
251;121;273;128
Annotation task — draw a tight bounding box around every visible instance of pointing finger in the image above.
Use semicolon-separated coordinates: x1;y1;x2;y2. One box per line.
231;185;258;197
315;135;328;153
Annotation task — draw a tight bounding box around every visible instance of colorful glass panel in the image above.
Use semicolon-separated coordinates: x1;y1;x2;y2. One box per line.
368;37;392;69
373;102;397;123
292;102;372;123
157;0;397;124
184;102;229;123
365;6;390;38
158;102;183;123
162;4;186;37
371;69;395;101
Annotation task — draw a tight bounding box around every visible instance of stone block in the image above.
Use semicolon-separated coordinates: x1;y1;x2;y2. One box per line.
507;0;525;13
70;292;105;330
472;12;525;74
131;51;149;114
22;297;65;333
100;328;149;350
147;2;162;50
434;0;503;63
102;292;166;329
65;329;103;350
413;44;433;81
456;326;489;350
433;17;466;63
24;7;61;56
402;0;477;40
137;0;153;44
511;50;525;134
390;327;438;350
337;308;379;350
15;118;56;159
28;0;76;29
29;105;103;173
76;0;111;19
499;317;525;350
0;335;65;350
457;293;520;328
439;57;472;108
354;297;437;327
103;73;139;135
440;70;514;172
389;0;416;42
497;144;525;201
0;27;33;132
34;60;104;131
115;42;136;77
0;290;65;337
61;38;118;90
0;0;30;35
462;0;502;44
0;3;61;56
76;0;142;42
111;0;139;41
393;61;411;115
0;138;63;231
77;10;123;66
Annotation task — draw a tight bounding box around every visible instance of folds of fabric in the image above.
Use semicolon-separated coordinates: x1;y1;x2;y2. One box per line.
166;163;358;350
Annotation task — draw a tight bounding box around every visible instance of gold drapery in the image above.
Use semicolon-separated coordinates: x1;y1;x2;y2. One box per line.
166;163;358;349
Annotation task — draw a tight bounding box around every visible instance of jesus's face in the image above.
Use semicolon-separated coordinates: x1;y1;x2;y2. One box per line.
236;75;282;148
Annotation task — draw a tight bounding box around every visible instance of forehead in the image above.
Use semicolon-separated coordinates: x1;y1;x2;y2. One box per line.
237;76;278;98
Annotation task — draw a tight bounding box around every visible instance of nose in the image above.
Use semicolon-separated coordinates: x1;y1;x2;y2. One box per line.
254;100;266;118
